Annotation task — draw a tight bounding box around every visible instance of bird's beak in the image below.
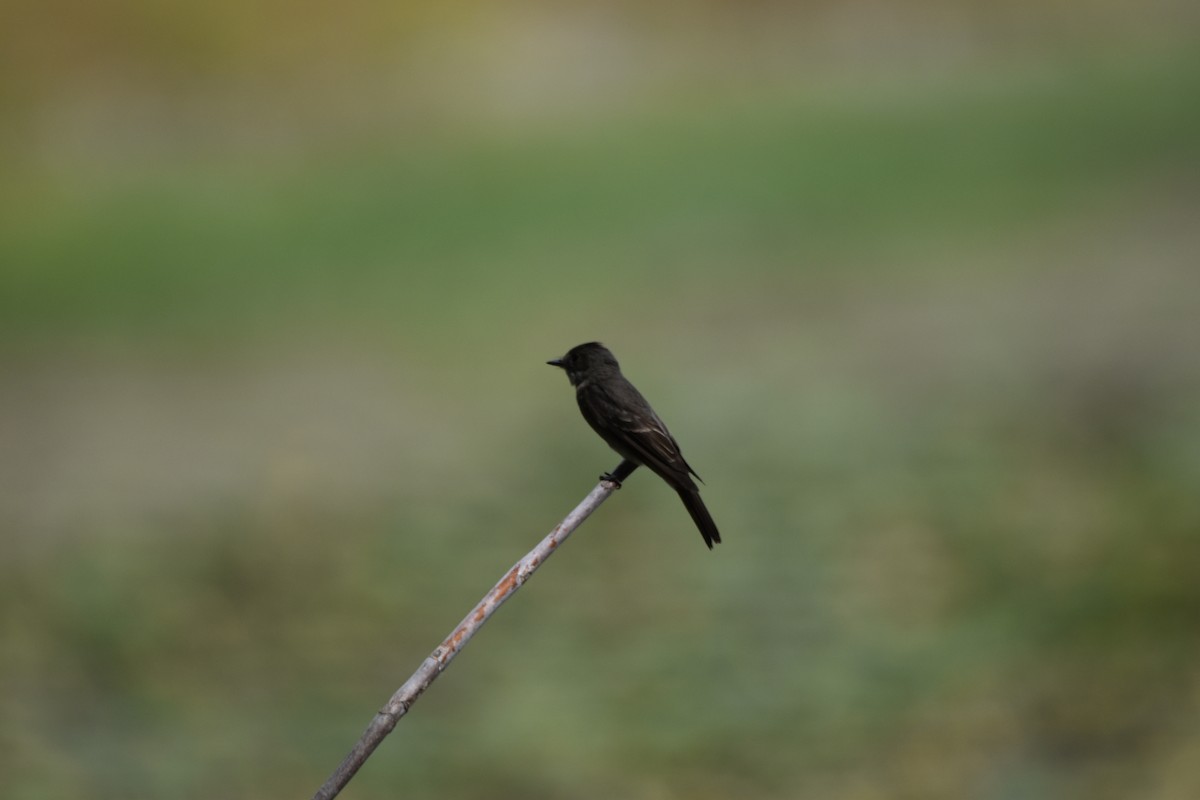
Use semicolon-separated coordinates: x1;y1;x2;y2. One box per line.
546;358;565;368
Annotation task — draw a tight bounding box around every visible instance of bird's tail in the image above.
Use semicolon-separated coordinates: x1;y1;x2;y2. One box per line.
677;488;721;549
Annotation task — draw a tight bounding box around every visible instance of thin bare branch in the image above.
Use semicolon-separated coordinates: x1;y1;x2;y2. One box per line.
311;479;618;800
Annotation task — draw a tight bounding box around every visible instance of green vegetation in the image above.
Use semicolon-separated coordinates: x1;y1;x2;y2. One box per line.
2;38;1199;800
4;52;1197;345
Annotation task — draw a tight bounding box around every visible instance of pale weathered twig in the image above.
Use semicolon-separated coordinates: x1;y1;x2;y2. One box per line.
310;479;619;800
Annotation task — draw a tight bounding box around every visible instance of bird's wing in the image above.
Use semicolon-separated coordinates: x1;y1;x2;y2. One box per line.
582;381;702;485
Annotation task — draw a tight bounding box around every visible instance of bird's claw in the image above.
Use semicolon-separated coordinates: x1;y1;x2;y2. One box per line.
600;472;623;488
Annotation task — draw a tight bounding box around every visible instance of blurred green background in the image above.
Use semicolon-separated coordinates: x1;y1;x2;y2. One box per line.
3;2;1200;798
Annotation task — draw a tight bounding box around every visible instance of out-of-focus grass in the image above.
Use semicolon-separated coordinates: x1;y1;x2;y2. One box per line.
2;46;1200;800
3;52;1197;346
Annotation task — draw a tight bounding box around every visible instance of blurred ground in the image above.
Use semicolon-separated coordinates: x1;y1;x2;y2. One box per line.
2;3;1200;799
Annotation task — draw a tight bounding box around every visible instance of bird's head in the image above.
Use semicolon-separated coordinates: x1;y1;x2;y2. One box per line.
547;341;620;386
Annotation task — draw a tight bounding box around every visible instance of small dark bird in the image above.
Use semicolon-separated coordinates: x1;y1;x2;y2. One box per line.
548;342;720;549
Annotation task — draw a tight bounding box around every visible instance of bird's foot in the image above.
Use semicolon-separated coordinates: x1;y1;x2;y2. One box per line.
601;459;639;487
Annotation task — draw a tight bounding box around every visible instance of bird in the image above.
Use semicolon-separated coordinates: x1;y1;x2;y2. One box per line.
547;342;720;549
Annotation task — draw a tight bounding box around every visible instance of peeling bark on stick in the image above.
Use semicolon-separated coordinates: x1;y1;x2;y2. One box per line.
311;479;619;800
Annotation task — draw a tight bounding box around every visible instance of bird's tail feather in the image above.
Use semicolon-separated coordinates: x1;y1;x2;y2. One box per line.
677;488;721;549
